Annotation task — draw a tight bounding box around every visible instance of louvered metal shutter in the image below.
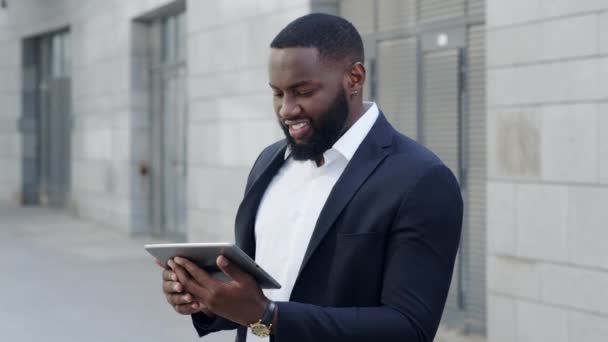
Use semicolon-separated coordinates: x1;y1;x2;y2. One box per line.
377;38;418;139
465;25;486;332
421;50;461;179
362;60;373;102
377;0;417;31
337;0;487;332
362;38;374;102
418;0;466;23
421;49;462;311
339;0;374;35
339;0;375;103
468;0;485;17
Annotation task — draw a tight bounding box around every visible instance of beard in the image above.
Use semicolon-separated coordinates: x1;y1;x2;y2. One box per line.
279;88;350;162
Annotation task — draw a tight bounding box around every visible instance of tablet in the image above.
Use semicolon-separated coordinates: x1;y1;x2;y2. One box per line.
144;242;281;289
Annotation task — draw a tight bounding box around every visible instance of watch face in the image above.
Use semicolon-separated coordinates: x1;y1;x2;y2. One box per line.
251;323;271;337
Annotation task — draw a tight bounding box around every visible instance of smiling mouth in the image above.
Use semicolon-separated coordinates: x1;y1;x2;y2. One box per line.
284;119;312;141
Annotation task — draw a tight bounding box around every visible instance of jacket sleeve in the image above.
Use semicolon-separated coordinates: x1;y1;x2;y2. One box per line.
191;313;240;338
273;164;463;342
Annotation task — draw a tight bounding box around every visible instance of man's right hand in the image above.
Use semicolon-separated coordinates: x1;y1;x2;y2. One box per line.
157;259;215;317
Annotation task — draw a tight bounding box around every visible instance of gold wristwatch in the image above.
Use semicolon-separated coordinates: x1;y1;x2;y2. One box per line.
249;300;276;337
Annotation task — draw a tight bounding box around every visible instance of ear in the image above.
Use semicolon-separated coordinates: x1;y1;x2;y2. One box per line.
345;62;366;97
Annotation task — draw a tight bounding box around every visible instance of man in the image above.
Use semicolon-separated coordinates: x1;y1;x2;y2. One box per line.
159;13;462;342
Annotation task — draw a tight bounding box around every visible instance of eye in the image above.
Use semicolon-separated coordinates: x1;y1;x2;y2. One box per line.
272;91;283;98
294;89;315;97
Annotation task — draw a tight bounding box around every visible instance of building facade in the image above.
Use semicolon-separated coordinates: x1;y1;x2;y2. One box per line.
486;0;608;341
0;0;317;243
1;0;607;341
338;0;487;333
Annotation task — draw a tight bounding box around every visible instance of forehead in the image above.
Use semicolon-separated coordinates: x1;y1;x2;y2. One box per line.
268;47;338;87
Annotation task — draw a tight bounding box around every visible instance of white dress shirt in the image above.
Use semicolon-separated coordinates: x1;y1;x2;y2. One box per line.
246;102;379;341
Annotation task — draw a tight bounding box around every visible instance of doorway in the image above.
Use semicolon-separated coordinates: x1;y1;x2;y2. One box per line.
149;12;188;240
21;29;71;208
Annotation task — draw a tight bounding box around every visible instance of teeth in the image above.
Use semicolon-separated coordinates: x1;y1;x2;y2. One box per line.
292;122;307;130
284;119;309;126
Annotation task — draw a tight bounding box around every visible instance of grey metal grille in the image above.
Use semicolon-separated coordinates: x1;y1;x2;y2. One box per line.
337;0;487;333
377;37;418;139
421;48;463;312
377;0;417;31
464;25;487;332
339;0;375;34
468;0;485;17
418;0;466;23
421;49;461;179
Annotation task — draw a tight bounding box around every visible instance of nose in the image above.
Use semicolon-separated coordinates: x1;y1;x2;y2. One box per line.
279;95;302;119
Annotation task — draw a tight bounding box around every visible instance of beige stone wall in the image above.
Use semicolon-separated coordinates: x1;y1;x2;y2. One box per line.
185;0;312;242
486;1;608;341
0;1;315;238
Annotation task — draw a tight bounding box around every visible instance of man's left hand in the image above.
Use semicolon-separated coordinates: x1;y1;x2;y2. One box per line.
168;255;269;327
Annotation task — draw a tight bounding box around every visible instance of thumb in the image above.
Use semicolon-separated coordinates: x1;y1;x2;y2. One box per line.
216;255;249;283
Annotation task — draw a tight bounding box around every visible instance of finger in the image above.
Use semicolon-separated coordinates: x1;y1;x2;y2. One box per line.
166;293;194;305
174;303;200;315
172;263;190;284
163;269;178;282
174;257;214;285
216;255;249;283
172;262;211;299
162;281;184;294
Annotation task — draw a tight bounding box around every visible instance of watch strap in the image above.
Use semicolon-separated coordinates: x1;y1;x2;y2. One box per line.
261;300;276;326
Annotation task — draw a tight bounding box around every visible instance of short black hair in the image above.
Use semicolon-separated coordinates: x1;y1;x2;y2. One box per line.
270;13;364;65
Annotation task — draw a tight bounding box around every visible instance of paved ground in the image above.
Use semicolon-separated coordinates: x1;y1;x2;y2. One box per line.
0;205;235;342
0;204;485;342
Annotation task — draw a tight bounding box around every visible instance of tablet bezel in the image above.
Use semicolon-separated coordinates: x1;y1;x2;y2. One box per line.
144;242;281;289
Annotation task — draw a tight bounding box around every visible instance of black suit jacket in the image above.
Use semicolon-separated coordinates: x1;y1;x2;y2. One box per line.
191;113;463;342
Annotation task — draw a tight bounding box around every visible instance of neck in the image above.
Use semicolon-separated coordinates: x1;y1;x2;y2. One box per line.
342;99;365;134
311;100;366;168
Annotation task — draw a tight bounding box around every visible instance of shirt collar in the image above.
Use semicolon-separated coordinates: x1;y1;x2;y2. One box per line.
284;101;380;161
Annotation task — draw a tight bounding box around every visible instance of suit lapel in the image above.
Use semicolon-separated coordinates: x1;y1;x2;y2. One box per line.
295;113;394;278
235;142;287;258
